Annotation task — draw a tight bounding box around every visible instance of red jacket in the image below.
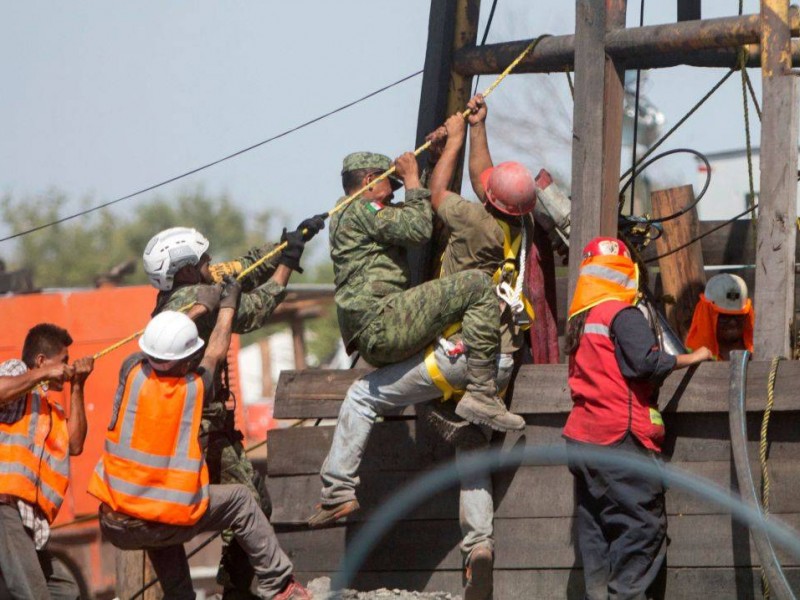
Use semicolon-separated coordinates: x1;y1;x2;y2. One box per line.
564;300;665;452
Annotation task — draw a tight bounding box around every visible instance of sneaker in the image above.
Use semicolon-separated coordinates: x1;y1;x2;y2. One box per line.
464;545;494;600
274;576;312;600
306;498;360;529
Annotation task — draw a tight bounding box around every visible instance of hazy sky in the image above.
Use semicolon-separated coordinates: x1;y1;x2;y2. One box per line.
1;1;765;263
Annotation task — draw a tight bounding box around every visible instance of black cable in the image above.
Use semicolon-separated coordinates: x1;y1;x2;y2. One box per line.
627;0;646;213
0;69;424;244
645;203;757;264
619;148;712;224
472;0;501;96
619;68;735;183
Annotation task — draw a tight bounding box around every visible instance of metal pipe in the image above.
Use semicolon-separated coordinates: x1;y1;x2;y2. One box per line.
453;8;800;74
727;350;796;600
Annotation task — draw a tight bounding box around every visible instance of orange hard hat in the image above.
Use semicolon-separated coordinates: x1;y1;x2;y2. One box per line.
581;237;631;260
480;162;537;216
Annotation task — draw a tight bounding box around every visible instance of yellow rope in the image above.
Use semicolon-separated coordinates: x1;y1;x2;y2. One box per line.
239;34;550;281
91;34;549;359
760;355;782;600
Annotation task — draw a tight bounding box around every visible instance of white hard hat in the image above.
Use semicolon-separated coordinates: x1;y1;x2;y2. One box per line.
705;273;748;311
139;311;205;362
142;227;210;291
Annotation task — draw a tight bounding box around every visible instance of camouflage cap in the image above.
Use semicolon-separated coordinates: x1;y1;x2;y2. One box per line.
341;152;403;189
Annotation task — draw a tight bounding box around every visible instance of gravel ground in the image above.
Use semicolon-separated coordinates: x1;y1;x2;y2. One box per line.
306;577;461;600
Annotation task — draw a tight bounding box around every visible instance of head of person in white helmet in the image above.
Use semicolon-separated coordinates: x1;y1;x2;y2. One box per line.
686;273;755;361
142;227;212;292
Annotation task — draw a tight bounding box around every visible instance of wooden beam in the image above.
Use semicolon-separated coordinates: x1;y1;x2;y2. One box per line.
273;359;800;419
753;0;799;359
116;550;161;600
678;0;702;22
651;185;707;339
414;0;479;181
290;317;306;370
568;0;627;298
452;9;800;74
411;0;480;285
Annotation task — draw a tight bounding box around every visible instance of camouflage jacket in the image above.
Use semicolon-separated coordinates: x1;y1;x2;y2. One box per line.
152;242;287;432
329;188;432;349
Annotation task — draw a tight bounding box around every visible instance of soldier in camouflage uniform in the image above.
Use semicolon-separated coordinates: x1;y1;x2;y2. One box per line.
142;221;323;599
307;150;524;528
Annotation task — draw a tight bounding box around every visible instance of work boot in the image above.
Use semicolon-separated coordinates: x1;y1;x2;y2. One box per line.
419;401;491;450
455;357;525;432
464;544;494;600
306;498;360;529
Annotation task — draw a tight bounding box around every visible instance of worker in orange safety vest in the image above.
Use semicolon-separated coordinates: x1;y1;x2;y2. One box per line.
89;278;309;600
0;323;94;599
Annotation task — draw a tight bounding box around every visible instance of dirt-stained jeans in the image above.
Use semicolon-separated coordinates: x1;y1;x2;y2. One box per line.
319;345;514;556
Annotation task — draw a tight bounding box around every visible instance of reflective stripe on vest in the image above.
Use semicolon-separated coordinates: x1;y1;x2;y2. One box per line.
0;389;70;522
88;362;209;525
564;300;664;452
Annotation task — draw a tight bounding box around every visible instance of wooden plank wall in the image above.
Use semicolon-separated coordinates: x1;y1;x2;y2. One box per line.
268;363;800;598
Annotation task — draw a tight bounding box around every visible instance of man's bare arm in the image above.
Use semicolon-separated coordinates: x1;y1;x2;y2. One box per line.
0;364;71;407
68;357;94;455
467;94;493;200
429;114;467;211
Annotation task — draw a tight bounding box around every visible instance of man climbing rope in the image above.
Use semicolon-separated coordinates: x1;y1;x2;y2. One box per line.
89;283;309;600
329;149;523;431
685;273;754;360
309;97;531;599
0;324;95;599
563;237;712;600
142;220;322;598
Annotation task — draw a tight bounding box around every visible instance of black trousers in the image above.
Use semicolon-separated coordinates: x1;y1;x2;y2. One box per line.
566;434;667;600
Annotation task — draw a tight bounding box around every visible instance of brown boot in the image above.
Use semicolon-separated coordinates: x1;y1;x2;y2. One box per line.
455;357;525;432
464;544;494;600
306;499;360;529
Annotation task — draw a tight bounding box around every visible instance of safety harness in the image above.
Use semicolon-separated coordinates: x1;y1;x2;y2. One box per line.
424;216;535;401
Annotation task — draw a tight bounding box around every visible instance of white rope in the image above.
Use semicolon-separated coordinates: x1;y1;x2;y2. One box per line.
495;217;527;315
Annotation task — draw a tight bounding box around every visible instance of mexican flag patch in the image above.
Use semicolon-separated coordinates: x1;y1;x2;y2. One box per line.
366;201;384;213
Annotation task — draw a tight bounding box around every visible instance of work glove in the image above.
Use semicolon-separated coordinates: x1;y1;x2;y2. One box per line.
219;275;242;310
195;284;223;312
278;228;305;273
297;214;326;241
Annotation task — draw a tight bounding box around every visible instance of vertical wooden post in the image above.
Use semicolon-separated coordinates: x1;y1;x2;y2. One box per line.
568;0;628;298
753;0;799;358
652;185;707;339
414;0;480;189
290;317;307;370
116;550;162;600
411;0;480;285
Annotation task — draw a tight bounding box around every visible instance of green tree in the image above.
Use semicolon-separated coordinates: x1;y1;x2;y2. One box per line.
2;188;342;363
1;188;271;288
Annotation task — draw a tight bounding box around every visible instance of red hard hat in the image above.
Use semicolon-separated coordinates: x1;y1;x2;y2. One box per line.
581;237;631;259
480;162;537;216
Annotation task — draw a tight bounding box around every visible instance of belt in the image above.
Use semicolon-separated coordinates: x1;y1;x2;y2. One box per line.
99;503;142;526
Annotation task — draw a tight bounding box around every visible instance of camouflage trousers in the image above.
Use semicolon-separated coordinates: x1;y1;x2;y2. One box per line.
356;269;500;367
203;429;272;599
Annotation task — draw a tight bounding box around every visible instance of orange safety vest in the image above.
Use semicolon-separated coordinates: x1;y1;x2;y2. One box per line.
88;361;209;525
0;389;70;523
